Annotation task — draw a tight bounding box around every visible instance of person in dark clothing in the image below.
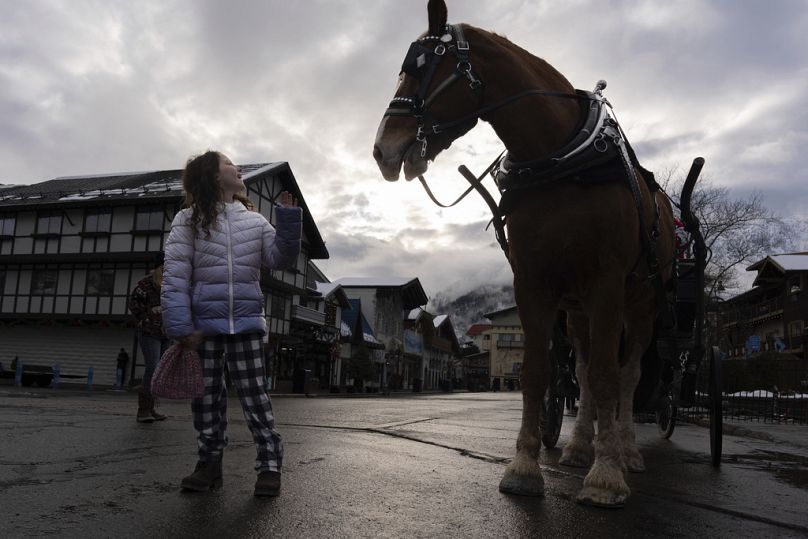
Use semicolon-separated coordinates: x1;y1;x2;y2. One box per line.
116;348;129;387
128;257;169;423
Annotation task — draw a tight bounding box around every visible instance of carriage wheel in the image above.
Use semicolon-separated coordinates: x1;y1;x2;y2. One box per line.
709;345;723;467
541;391;564;449
655;393;677;439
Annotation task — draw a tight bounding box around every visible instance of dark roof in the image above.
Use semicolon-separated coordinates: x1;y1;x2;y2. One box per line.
336;277;428;309
484;306;518;319
466;323;492;336
0;163;272;208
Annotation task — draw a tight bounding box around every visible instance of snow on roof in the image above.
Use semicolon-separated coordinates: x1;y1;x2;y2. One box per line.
433;314;448;328
316;281;341;297
748;253;808;272
768;254;808;272
407;307;422;321
0;163;280;205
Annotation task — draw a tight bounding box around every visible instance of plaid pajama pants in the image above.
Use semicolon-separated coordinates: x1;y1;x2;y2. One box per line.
191;333;283;472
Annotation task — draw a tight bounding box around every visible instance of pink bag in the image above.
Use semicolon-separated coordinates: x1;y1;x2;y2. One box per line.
151;344;204;399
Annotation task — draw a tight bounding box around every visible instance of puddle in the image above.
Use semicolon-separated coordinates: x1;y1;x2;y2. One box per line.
725;449;808;489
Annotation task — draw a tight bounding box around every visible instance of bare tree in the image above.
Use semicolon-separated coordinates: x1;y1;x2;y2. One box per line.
661;167;805;298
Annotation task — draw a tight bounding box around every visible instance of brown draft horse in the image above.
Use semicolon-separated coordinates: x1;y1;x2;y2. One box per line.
373;0;675;507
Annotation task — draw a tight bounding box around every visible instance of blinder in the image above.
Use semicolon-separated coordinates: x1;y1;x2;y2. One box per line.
400;41;438;78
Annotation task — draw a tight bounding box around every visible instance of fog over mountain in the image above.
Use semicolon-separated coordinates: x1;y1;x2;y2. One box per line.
429;284;515;339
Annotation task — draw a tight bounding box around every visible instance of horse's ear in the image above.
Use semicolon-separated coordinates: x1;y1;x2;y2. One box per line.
427;0;448;35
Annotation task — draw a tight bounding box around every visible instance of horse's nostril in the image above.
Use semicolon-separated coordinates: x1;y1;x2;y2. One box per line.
372;145;383;162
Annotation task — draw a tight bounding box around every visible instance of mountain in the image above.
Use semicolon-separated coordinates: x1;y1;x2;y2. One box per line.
429;284;515;339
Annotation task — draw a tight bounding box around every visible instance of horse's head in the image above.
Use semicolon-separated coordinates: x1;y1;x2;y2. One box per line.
373;0;482;181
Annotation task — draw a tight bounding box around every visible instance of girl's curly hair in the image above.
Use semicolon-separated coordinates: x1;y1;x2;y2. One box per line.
182;151;254;237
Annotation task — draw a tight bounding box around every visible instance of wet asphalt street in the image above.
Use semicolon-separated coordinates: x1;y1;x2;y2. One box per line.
1;387;806;538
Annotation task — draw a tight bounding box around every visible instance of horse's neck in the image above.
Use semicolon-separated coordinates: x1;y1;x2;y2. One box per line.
471;29;581;161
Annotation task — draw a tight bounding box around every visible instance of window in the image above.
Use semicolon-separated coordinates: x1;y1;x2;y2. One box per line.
789;320;804;338
31;269;58;295
0;214;15;236
134;207;165;231
269;291;287;319
86;269;115;295
36;212;62;235
324;302;337;325
84;209;112;234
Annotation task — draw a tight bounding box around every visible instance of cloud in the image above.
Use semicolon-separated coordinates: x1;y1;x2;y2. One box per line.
2;0;807;301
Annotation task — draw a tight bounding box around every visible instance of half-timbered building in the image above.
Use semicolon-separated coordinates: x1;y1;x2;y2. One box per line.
0;162;327;387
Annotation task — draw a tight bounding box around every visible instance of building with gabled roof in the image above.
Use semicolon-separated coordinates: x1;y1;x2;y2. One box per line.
721;252;808;360
0;162;328;387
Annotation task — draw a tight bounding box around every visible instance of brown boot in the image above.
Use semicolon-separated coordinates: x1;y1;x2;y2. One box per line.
181;460;223;492
137;392;154;423
254;471;281;497
150;396;167;421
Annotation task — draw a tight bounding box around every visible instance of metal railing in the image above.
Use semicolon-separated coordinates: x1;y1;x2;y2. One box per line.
682;363;808;425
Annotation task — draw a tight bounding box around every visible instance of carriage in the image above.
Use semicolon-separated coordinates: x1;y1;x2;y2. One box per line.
374;0;723;507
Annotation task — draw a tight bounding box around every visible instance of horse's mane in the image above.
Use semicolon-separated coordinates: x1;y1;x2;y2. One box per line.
463;24;575;92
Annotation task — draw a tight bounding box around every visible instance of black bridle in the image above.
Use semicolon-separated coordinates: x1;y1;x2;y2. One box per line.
384;24;484;158
384;24;594;160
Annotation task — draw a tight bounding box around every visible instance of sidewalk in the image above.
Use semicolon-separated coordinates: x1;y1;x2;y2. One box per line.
686;416;808;449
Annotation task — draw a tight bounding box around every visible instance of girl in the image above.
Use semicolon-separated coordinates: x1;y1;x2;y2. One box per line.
161;151;301;497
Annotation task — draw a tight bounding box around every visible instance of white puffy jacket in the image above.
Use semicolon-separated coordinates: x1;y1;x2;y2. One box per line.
161;201;302;339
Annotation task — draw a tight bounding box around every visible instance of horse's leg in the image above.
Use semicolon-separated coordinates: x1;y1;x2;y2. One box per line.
559;312;595;468
577;282;630;508
618;307;656;473
499;292;556;497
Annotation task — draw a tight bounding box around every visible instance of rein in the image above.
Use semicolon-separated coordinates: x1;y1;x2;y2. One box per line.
416;150;509;258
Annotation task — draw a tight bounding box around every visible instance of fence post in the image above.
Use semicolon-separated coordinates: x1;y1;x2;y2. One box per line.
86;366;94;391
14;356;22;387
52;363;60;390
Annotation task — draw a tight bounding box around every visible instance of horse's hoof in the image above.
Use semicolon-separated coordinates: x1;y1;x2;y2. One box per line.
499;469;545;497
559;444;594;468
576;486;627;508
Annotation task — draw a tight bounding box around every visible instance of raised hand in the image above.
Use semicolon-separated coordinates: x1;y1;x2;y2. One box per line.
278;191;299;208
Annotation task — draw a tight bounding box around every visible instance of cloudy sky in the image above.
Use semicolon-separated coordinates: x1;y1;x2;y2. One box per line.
2;0;807;301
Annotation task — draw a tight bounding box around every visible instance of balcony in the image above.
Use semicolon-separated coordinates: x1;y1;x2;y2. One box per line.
722;296;784;327
291;304;325;326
